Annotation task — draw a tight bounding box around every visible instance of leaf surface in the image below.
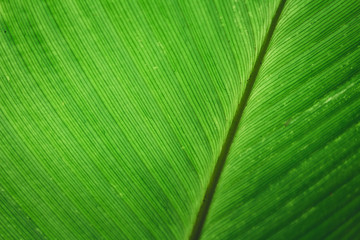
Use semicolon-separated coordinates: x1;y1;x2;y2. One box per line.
0;0;359;239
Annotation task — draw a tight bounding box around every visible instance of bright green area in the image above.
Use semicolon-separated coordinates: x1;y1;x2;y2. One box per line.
0;0;359;239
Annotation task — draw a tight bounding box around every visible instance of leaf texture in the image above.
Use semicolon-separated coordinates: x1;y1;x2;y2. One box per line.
201;0;360;239
0;0;359;239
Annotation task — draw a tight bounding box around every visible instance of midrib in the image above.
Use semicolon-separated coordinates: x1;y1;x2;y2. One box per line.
189;0;288;239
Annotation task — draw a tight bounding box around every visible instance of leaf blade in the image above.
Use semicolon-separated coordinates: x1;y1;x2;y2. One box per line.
0;0;280;239
201;0;360;238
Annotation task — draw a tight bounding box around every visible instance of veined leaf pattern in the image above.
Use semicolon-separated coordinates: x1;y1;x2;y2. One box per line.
0;0;359;239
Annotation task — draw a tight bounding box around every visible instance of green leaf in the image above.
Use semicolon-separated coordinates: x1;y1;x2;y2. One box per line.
0;0;359;239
